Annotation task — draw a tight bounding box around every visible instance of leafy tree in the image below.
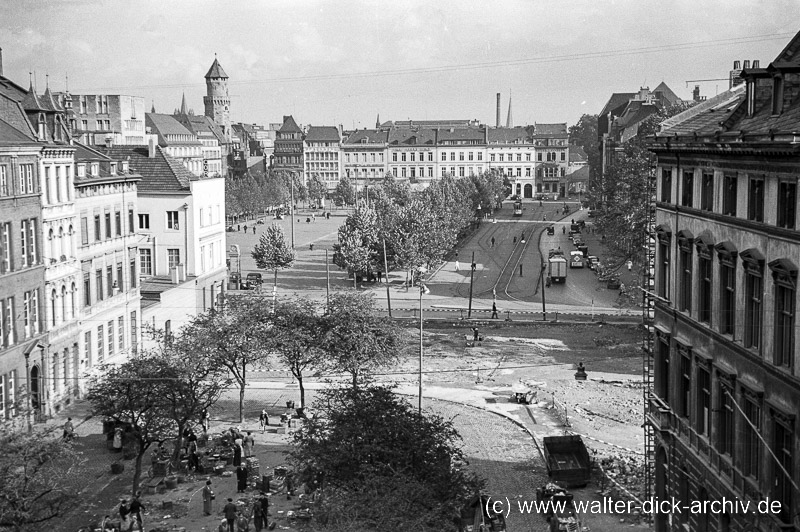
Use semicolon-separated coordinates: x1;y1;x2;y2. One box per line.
291;385;483;531
183;295;275;423
292;173;309;206
320;292;403;388
272;297;323;408
380;172;411;206
308;174;327;207
332;203;379;287
87;355;176;496
0;426;82;531
333;175;356;207
568;113;601;189
252;223;296;297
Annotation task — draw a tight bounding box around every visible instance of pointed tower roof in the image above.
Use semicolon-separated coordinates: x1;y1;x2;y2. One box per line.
21;80;46;112
204;56;228;79
376;113;380;128
43;83;63;112
506;94;513;128
279;115;302;133
180;92;188;115
151;101;156;113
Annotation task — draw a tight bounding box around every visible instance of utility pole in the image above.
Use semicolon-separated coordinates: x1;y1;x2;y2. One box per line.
540;261;547;316
467;251;476;318
289;172;295;248
325;249;331;307
383;238;392;317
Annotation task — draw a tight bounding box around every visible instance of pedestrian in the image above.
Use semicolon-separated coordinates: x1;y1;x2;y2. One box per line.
118;499;130;531
521;232;525;242
201;408;210;432
491;302;498;319
252;492;268;531
243;225;247;233
223;498;238;532
253;226;256;234
217;518;229;532
543;214;547;221
285;474;295;500
259;409;269;433
491;236;495;247
472;326;479;342
128;492;144;531
519;264;523;277
562;226;566;234
377;270;383;283
233;437;243;467
571;218;575;225
455;260;460;271
236;463;248;493
244;431;255;458
237;224;240;232
513;236;517;244
312;214;316;222
237;512;250;531
63;417;74;442
326;212;330;220
627;260;633;271
202;480;215;516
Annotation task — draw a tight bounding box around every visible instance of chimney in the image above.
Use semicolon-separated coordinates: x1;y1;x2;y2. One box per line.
148;135;157;158
692;85;701;102
733;60;741;70
743;60;751;69
170;266;179;284
752;60;760;68
496;93;501;128
729;61;744;89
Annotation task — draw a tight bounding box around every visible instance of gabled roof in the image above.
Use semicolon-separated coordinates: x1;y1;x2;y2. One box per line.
652;82;682;107
105;145;198;193
569;165;590;181
278;115;302;133
205;58;228;79
615;101;659;129
534;123;568;137
0;117;39;145
488;127;529;143
658;84;745;137
0;92;38;138
21;82;46;112
0;76;27;102
599;93;637;117
387;127;436;146
342;129;389;144
175;114;225;141
305;126;340;142
773;29;800;63
437;126;485;143
74;142;112;162
146;113;202;146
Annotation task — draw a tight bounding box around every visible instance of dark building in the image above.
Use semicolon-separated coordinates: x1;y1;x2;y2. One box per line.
647;31;800;532
272;115;303;178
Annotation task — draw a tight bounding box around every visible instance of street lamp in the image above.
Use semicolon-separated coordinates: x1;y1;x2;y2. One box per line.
24;350;32;432
417;266;430;415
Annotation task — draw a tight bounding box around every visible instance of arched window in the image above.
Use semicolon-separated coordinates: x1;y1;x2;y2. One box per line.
57;226;64;261
67;225;74;258
70;282;76;321
48;228;55;261
51;289;58;327
61;285;68;324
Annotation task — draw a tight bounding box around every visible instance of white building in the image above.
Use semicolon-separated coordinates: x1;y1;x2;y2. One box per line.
341;129;389;191
145;113;204;177
57;93;147;146
304;126;342;189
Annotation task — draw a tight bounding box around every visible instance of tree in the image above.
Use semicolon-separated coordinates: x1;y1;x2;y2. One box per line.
272;297;323;408
87;355;176;496
291;385;483;531
320;292;403;388
381;172;411;206
183;295;275;423
292;173;309;206
252;223;296;300
568;114;601;188
0;427;82;531
308;174;327;207
333;175;356;207
332;202;379;287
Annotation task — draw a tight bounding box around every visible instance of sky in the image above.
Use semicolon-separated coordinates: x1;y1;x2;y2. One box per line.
1;0;798;130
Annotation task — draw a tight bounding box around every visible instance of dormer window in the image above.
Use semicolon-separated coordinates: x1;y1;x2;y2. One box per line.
122;161;129;173
91;163;99;176
77;164;86;177
772;75;784;115
110;163;117;174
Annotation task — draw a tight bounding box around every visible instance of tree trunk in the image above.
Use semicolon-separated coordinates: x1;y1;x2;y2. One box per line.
353;272;357;289
296;372;305;409
172;426;184;467
132;447;145;497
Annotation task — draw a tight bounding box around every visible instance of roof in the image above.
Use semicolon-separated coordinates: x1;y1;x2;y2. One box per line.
488;127;529;143
390;119;476;127
568;165;590;181
278;115;302;133
305;126;340;142
599;92;637;117
652;82;682;107
657;84;746;136
105;145;198;192
0;117;39;145
73;142;112;162
387;127;436;146
342;129;389;144
73;142;142;185
0;92;38;139
146;113;202;145
534;123;568;137
569;145;587;162
204;58;228;79
175;114;225;141
773;29;800;63
437;126;485;142
615;101;660;130
0;76;27;102
21;82;46;112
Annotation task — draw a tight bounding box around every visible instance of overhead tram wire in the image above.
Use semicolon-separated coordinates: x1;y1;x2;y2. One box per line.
71;32;795;92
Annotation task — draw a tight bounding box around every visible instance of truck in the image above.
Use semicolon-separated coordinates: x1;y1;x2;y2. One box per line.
569;251;584;269
548;250;567;283
542;435;591;488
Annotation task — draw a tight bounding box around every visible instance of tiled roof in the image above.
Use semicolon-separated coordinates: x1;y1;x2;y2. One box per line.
0;76;27;102
305;126;340;142
279;115;302;133
387;127;436;146
74;142;111;162
569;165;590;181
0;93;37;138
534;123;568;137
488;127;529;143
0;117;39;145
176;114;225;140
599;93;637;117
652;82;682;107
615;102;659;130
774;29;800;63
146;113;202;145
391;119;474;127
21;83;46;112
105;145;196;192
658;85;745;137
569;145;587;162
205;58;228;79
437;127;485;142
342;129;388;144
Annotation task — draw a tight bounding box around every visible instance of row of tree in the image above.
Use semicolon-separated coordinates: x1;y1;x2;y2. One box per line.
332;171;508;285
225;170;328;218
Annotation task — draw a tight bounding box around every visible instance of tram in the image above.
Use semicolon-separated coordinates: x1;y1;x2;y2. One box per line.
513;199;523;217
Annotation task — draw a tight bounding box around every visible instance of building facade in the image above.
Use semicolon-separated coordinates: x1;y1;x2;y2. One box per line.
304;126;342;189
487;126;534;197
341;129;388;191
57;93;146;146
203;57;231;142
272;115;304;180
533;123;570;197
647;32;800;532
145;113;204;176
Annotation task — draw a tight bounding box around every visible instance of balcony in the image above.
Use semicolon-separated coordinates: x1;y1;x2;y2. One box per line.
646;395;672;432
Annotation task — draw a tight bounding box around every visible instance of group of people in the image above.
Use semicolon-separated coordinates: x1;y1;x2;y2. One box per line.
204;480;271;532
106;492;144;531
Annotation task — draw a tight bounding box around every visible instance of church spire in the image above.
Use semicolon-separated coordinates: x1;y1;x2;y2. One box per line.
151;100;156;113
180;92;188;115
376;113;380;128
506;91;513;128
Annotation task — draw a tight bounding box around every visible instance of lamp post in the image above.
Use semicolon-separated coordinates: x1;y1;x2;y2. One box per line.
24;350;32;432
467;251;476;318
418;266;429;414
289;172;296;249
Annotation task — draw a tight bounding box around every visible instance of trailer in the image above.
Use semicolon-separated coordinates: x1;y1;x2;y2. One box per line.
536;483;583;532
548;251;567;283
542;435;591;488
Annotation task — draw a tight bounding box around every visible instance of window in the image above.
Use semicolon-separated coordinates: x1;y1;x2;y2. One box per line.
106;266;113;297
83;270;91;307
678;350;691;418
115;211;121;236
401;153;406;162
95;269;103;301
718;246;736;336
477;152;482;161
392;152;397;162
700;172;714;211
19;164;34;194
771;260;796;368
657;231;671;299
116;263;123;293
107;320;114;356
128;208;135;233
678;235;693;314
97;325;104;363
130;258;137;288
655;334;669;403
697;245;712;324
772;75;784;115
771;410;793;523
166;211;179;230
743;251;764;350
696;364;710;436
560;151;565;161
139;249;152;276
777;181;797;229
450;152;455;161
741;390;760;479
681;170;693;207
748;177;764;222
660;169;671;202
130;311;138;355
0;222;10;273
499;154;504;162
94;215;101;241
717;379;734;456
138;213;150;230
168;249;180;270
80;216;89;245
118;316;124;352
104;212;111;239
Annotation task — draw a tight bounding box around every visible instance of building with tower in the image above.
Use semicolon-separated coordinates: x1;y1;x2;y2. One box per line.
203;56;231;142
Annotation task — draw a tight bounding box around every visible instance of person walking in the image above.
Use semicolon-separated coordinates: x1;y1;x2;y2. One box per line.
223;498;238;532
472;327;479;342
243;224;247;233
491;236;495;247
236;464;249;493
201;408;210;432
243;431;255;458
252;492;269;531
118;499;130;531
237;224;240;231
491;302;498;319
233;437;243;467
259;409;269;433
253;226;256;234
202;480;215;516
63;417;74;442
128;492;144;531
627;259;633;271
455;259;460;271
562;226;566;234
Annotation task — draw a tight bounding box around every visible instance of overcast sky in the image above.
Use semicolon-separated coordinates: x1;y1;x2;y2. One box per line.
1;0;797;130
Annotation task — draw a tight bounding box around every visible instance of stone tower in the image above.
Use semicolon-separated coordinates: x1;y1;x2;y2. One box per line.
204;55;231;139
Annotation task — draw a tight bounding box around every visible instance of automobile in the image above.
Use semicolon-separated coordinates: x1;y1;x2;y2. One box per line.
572;238;584;248
569;251;584;269
577;243;589;257
588;209;597;217
245;273;263;289
568;229;581;240
587;256;600;270
256;219;265;225
546;226;555;235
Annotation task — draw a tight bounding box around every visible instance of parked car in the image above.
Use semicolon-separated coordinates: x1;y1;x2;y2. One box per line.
569;251;584;269
546;226;555;235
587;256;600;270
245;273;263;289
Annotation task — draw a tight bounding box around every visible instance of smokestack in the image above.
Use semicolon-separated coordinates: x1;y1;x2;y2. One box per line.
692;85;701;102
496;93;501;128
752;60;760;68
506;94;513;128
